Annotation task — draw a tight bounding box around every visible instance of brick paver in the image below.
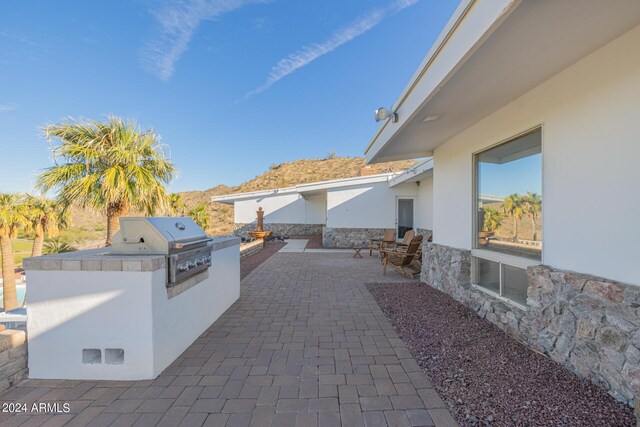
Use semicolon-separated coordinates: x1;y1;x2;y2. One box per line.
0;252;457;426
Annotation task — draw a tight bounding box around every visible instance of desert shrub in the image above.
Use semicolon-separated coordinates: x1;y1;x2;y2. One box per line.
44;238;76;254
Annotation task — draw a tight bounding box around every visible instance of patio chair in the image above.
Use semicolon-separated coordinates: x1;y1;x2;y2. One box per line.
387;229;414;251
369;229;396;256
381;235;423;279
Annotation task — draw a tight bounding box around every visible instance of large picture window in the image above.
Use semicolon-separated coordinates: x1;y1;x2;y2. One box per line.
472;128;542;305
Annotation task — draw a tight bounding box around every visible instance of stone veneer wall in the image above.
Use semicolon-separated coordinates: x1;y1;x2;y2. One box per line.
322;227;389;248
234;223;323;238
0;328;27;393
421;241;640;406
414;228;433;239
240;240;264;259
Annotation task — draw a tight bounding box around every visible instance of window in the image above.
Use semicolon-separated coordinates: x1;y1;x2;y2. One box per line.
472;128;542;305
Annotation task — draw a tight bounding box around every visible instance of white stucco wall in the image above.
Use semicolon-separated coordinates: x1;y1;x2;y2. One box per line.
27;241;240;380
233;192;325;225
305;194;326;224
152;244;239;374
234;193;306;224
415;176;433;231
326;182;418;229
432;24;640;285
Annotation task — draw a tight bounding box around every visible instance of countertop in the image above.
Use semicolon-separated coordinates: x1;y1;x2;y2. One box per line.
23;236;240;272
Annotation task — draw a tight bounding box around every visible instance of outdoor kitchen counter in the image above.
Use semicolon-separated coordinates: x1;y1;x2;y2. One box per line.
23;236;239;272
24;236;241;381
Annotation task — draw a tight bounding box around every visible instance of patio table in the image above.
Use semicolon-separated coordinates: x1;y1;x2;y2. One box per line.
352;247;366;258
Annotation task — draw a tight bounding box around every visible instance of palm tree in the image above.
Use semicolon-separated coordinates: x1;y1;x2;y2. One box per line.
0;193;27;311
482;207;504;232
25;196;70;257
43;238;76;255
169;193;186;216
188;203;211;232
523;192;542;241
502;193;524;240
37;117;177;246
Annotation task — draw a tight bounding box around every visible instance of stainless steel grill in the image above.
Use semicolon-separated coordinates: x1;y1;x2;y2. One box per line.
111;217;213;285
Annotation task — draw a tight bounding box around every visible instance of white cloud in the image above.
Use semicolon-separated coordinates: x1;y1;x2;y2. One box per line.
243;0;419;99
142;0;271;81
0;103;17;113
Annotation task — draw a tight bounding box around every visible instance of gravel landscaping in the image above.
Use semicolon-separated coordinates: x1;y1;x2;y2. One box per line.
288;234;324;249
304;234;323;249
240;241;286;279
366;282;637;427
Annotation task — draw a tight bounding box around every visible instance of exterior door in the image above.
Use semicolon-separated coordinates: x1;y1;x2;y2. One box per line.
396;198;415;240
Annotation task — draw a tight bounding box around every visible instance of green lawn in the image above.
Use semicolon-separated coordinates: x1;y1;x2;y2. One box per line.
0;239;34;269
59;228;103;245
1;229;103;270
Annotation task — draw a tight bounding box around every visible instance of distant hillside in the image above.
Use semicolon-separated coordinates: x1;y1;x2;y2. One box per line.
66;157;415;243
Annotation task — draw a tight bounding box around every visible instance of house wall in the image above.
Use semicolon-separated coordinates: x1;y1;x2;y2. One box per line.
423;24;640;405
234;193;307;224
326;182;418;228
323;182;420;247
305;195;326;224
415;176;433;234
231;179;431;246
232;192;325;237
433;24;640;286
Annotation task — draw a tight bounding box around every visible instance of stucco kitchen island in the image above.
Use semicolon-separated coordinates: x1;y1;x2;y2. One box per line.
23;236;240;381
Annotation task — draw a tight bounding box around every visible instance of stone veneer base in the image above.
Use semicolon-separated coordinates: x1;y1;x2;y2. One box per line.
0;329;27;393
421;241;640;407
322;227;389;248
414;228;433;239
322;227;433;248
234;223;323;238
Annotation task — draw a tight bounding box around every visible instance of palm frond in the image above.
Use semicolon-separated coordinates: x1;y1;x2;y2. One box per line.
37;116;177;220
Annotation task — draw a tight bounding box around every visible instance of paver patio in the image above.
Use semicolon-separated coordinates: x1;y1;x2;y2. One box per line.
0;248;457;427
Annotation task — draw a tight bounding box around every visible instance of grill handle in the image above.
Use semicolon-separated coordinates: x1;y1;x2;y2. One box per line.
172;237;213;250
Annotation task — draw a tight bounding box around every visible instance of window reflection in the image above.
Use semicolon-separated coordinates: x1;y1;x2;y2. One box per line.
476;129;542;261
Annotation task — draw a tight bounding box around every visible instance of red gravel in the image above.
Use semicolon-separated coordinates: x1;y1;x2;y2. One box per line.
240;242;286;279
303;235;323;249
366;282;637;427
288;234;324;249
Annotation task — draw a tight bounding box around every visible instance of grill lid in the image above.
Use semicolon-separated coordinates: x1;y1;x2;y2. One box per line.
111;217;209;255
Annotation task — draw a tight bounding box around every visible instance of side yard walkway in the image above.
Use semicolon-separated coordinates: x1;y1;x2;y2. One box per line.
0;252;456;427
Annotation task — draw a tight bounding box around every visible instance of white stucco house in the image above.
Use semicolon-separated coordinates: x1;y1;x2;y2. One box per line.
364;0;640;406
212;164;434;247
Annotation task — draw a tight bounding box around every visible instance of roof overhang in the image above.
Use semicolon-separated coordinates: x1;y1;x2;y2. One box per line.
389;159;433;187
365;0;640;163
212;173;398;204
212;187;299;204
296;173;395;198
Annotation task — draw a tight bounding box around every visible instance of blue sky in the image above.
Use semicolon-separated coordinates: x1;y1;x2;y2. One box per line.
479;155;543;198
0;0;460;193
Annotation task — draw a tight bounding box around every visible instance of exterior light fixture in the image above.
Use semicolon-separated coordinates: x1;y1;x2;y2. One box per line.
374;107;398;123
423;115;440;123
